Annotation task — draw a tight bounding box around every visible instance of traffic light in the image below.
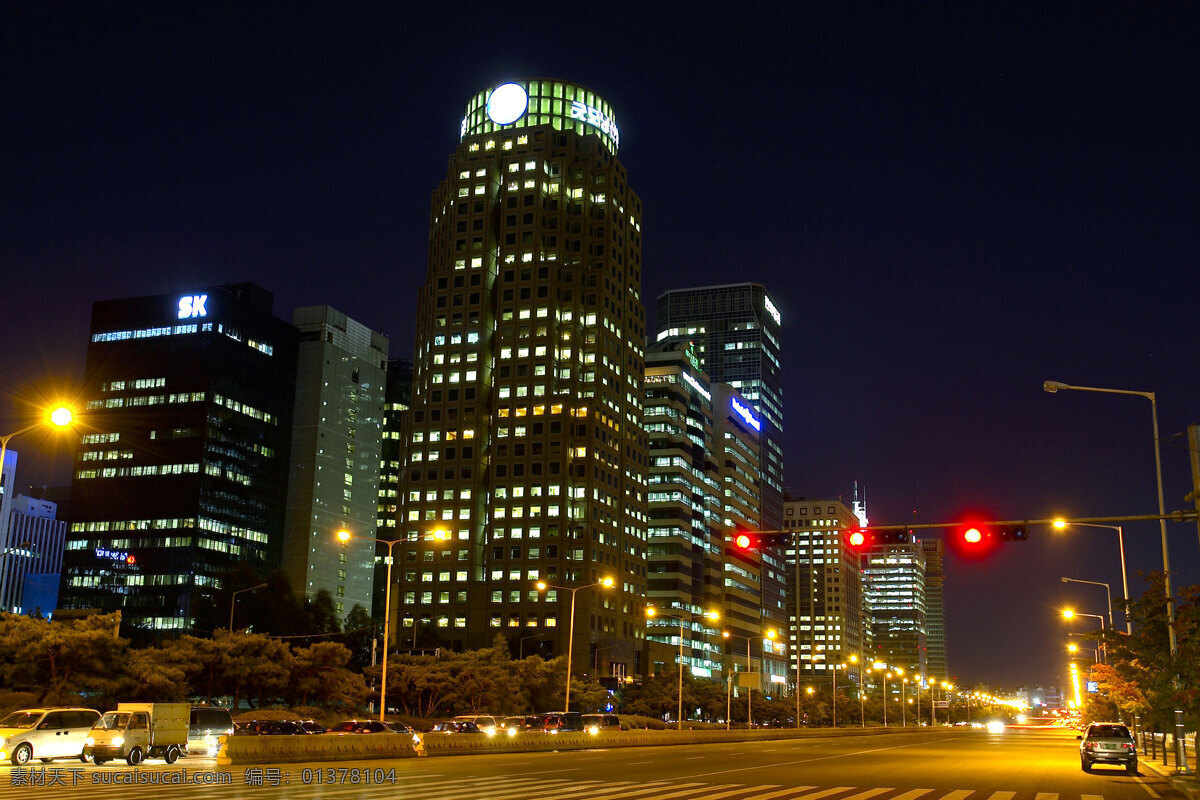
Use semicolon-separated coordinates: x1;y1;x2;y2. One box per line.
845;527;912;549
732;530;792;550
951;519;1029;559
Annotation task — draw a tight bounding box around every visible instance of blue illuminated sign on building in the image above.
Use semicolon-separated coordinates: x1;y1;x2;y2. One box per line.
731;396;761;431
177;294;208;319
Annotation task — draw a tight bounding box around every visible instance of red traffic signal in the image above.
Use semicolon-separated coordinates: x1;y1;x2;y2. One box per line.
733;530;792;550
845;527;912;549
847;527;867;548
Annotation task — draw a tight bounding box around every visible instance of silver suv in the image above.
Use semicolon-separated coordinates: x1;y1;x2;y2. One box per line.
0;708;101;765
1078;722;1137;774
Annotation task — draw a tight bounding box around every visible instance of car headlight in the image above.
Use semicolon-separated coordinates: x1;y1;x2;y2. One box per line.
85;736;95;747
588;726;599;735
986;721;1005;734
112;736;124;747
507;727;517;737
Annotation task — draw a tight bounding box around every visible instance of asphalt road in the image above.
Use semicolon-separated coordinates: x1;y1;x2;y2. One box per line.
0;727;1185;800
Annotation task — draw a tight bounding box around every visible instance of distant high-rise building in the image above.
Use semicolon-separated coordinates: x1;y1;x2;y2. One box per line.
782;498;866;687
643;340;783;685
1;495;66;616
863;533;927;676
656;284;784;531
396;79;648;679
375;357;412;621
919;537;947;682
61;283;298;632
282;306;388;619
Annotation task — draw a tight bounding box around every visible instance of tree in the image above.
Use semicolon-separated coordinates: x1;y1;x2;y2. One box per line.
211;631;293;709
0;613;128;705
341;604;377;671
289;641;369;710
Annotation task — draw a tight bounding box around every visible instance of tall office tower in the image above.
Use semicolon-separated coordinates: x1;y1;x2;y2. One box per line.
643;341;728;679
918;537;947;682
714;382;789;688
282;306;388;618
0;451;15;544
782;498;866;688
61;284;298;632
397;80;648;679
862;533;927;676
375;358;413;621
1;495;67;615
656;284;784;531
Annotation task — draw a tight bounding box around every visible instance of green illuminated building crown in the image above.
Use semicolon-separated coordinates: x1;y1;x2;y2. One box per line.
460;79;621;153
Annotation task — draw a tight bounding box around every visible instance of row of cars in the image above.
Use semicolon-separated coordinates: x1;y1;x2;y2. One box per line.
437;713;622;736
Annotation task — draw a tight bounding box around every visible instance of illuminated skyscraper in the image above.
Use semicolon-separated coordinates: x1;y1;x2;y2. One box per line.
863;533;927;676
62;284;298;632
656;284;784;531
918;537;946;682
397;80;647;679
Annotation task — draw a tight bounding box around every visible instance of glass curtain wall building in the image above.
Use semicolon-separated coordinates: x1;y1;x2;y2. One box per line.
61;284;298;632
863;534;928;678
397;80;648;680
918;537;947;682
655;284;784;532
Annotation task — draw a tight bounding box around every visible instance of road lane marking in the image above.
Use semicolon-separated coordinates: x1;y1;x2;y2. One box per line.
889;789;934;800
985;792;1015;800
683;737;947;780
1034;793;1057;800
395;776;562;800
696;786;762;800
1082;795;1105;800
1134;777;1161;799
936;791;973;800
840;788;894;800
739;787;816;800
583;782;691;799
597;783;710;800
789;786;857;800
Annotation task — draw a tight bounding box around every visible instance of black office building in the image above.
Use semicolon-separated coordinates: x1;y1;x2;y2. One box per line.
61;283;298;633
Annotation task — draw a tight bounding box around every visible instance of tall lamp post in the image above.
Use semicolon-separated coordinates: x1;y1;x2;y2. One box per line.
1062;608;1107;664
849;654;865;727
646;607;718;730
338;529;402;722
227;582;267;632
1061;577;1113;630
723;628;777;728
0;406;75;474
538;577;614;713
930;677;937;726
1043;381;1174;654
1056;520;1128;638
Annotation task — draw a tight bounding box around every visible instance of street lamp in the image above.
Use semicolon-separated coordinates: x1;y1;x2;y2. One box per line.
1062;607;1107;664
227;582;267;633
873;662;889;726
930;677;937;726
538;576;614;713
338;528;401;721
1053;520;1131;634
1068;641;1100;662
723;628;776;728
0;405;75;482
1061;577;1113;630
849;654;864;727
1042;380;1174;654
646;606;718;730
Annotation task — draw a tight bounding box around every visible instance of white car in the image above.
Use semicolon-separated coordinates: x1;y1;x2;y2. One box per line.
0;708;102;765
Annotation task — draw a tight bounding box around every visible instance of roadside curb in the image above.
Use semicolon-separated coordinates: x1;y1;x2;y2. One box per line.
1141;759;1199;799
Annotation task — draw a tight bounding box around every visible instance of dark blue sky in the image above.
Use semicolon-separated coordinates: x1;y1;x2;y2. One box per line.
2;2;1198;687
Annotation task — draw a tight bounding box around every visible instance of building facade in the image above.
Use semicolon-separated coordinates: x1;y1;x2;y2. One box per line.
61;283;298;632
656;284;784;531
918;537;947;682
1;495;67;616
782;498;866;688
862;533;927;677
282;306;388;618
396;80;649;680
375;357;413;621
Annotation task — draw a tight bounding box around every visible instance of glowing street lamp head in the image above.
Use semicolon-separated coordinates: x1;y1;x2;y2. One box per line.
766;629;777;640
336;530;351;543
49;407;73;427
721;631;731;639
432;528;450;540
1062;609;1075;619
536;581;548;592
645;606;657;618
1053;519;1068;529
704;610;720;620
848;654;858;664
1067;643;1078;652
805;686;815;695
600;576;615;588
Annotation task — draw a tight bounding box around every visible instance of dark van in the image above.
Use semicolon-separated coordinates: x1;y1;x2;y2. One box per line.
582;713;621;733
188;706;234;757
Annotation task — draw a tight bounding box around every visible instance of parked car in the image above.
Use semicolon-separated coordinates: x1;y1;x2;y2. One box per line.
451;715;498;735
500;715;541;736
582;713;621;734
299;720;326;734
1079;722;1137;774
0;708;102;766
259;720;312;736
537;712;583;733
429;720;482;734
330;719;409;734
188;706;233;756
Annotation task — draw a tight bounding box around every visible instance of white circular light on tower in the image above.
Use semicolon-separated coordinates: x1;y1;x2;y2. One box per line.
486;82;528;125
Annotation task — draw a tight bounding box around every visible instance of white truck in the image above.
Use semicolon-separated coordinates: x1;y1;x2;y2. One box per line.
85;703;189;766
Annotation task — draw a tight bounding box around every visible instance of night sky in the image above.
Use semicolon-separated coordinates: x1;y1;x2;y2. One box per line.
3;2;1198;689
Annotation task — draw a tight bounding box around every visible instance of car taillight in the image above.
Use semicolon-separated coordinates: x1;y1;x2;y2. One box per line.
1085;742;1097;749
1123;743;1134;750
